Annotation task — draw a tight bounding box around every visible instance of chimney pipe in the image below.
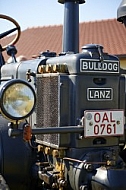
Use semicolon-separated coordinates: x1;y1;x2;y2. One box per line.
58;0;85;53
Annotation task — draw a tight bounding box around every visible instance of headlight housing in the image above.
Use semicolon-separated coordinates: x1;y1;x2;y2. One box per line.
0;79;36;122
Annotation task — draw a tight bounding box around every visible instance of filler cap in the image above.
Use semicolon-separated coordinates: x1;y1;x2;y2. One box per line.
58;0;85;4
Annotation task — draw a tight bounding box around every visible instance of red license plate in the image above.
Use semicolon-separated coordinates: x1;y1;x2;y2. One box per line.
84;110;124;137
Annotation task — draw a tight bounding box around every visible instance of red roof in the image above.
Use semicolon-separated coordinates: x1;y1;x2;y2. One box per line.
79;19;126;57
1;18;126;61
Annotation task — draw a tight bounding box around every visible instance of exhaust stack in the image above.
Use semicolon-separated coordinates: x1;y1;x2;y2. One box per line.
58;0;85;53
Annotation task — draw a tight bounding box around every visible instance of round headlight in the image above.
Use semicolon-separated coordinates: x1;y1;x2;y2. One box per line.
0;79;36;121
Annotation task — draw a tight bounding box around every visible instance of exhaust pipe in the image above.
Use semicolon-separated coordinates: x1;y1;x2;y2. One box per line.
58;0;85;53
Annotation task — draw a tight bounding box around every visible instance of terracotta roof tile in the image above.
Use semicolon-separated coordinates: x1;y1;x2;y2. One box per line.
1;19;126;61
80;19;126;55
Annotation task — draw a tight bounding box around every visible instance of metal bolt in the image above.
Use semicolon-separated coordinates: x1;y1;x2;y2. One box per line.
84;163;93;171
80;185;88;190
52;183;58;189
53;150;59;157
117;120;120;125
45;147;51;155
89;122;93;126
59;179;67;187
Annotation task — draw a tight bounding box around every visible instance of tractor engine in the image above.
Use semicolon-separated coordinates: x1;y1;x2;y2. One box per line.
33;44;126;190
0;0;126;190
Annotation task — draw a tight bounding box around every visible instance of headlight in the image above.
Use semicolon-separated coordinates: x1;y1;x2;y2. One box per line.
0;79;36;121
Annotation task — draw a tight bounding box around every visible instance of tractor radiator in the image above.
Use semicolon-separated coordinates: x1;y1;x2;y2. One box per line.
36;73;70;148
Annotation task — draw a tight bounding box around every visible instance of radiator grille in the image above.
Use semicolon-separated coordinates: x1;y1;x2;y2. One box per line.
36;74;59;146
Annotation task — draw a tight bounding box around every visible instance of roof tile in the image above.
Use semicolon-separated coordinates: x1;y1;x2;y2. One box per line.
1;19;126;61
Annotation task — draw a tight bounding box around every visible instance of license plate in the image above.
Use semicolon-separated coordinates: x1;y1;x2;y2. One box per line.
84;110;124;137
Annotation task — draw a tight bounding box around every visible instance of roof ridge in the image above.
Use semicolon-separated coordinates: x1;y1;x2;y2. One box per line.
80;18;116;24
24;24;62;31
23;18;117;31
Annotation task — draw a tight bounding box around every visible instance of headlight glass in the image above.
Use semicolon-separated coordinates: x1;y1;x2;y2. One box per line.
0;79;36;121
